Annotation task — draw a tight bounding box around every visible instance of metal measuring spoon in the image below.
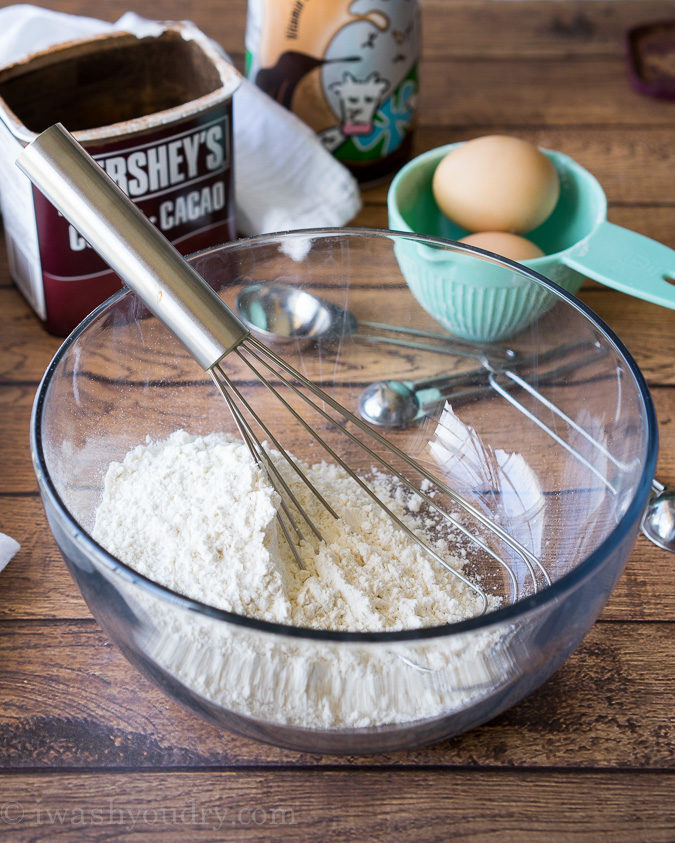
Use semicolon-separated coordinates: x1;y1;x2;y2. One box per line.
359;341;600;428
235;282;516;362
642;480;675;552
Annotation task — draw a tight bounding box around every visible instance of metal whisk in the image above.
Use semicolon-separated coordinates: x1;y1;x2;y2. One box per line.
18;124;549;613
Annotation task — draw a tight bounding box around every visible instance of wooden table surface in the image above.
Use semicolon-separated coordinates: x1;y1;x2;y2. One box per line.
1;1;674;839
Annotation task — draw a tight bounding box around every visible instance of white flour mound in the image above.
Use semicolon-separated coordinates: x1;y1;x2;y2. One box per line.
92;430;506;729
93;430;487;632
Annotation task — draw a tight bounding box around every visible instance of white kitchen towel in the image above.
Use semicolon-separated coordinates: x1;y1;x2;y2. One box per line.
0;5;362;235
0;532;20;573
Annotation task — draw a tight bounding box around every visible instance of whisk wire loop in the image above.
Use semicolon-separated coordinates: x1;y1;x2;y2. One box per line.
234;337;549;605
218;342;490;608
242;335;549;591
240;341;524;600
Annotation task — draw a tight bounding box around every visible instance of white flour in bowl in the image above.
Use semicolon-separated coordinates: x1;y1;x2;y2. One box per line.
92;430;506;729
93;429;490;632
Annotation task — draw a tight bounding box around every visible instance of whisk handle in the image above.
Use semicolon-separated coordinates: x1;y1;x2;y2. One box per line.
16;123;248;370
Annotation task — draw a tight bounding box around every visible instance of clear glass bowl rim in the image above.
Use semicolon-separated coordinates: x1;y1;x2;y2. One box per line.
30;227;659;644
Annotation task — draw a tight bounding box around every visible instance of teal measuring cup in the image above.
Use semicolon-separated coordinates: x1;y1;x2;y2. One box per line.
388;143;675;341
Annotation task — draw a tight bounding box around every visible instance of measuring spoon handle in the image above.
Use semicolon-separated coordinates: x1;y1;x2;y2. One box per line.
416;343;606;414
415;338;594;396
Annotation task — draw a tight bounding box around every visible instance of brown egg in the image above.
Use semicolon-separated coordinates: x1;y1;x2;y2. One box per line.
459;231;545;262
432;136;560;234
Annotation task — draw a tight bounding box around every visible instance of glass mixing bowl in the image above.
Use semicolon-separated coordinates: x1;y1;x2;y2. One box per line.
31;229;657;753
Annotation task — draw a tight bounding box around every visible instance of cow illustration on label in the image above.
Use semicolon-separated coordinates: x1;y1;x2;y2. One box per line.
323;71;389;147
245;0;420;180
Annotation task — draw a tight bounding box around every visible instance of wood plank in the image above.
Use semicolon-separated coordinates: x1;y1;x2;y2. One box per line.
357;203;675;255
577;290;675;386
1;127;673;299
3;373;674;623
355;202;675;304
0;497;88;620
364;127;675;206
355;202;675;299
26;48;658;139
0;291;61;380
0;769;673;840
0;621;671;769
0;276;673;387
2;203;674;290
0;129;669;288
418;57;675;128
0;386;40;493
2;490;674;623
5;382;663;506
604;526;675;621
23;0;675;60
3;353;674;497
419;1;675;60
20;0;250;50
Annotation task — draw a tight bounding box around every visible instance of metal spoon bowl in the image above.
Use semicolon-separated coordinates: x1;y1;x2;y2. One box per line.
642;481;675;552
235;283;354;345
359;378;490;428
359;381;422;429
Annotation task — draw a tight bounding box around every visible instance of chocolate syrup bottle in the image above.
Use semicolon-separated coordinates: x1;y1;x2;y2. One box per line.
245;0;420;185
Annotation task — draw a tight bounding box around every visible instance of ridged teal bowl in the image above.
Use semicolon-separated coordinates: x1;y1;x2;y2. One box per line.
388;144;593;342
389;142;675;340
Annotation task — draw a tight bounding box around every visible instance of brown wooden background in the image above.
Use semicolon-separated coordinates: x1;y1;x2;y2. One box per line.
0;1;673;839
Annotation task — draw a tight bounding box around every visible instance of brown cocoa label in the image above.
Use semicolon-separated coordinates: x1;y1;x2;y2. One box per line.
34;105;234;280
30;104;235;333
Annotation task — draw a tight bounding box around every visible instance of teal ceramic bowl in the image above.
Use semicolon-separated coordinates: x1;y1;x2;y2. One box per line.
388;143;675;341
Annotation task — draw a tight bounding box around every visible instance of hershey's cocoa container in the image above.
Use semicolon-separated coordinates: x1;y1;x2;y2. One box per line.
245;0;420;185
0;23;240;335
